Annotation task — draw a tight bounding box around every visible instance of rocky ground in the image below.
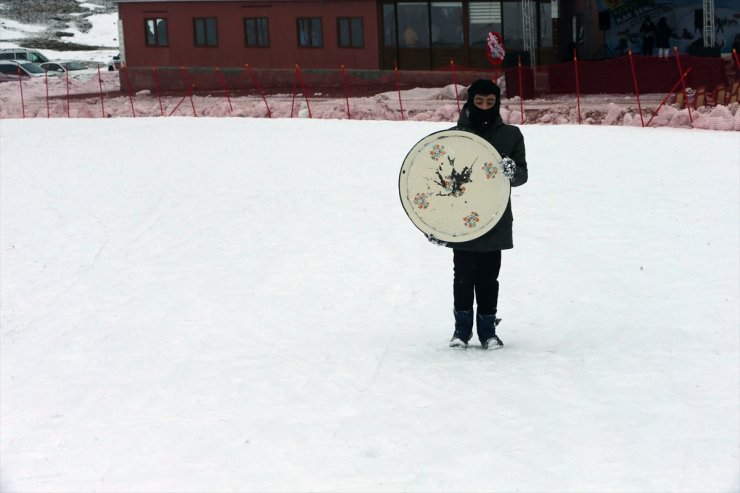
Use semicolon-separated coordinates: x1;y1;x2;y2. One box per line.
0;0;116;49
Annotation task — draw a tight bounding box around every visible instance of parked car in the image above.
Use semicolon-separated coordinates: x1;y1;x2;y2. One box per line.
0;48;50;64
107;53;124;71
0;60;46;82
40;60;97;75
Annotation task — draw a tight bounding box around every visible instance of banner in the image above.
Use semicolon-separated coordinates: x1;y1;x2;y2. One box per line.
486;32;506;66
598;0;739;55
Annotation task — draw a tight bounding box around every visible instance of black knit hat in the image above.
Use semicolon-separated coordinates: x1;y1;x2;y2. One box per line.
465;79;501;133
466;79;501;106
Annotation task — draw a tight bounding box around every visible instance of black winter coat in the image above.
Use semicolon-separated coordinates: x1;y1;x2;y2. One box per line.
448;106;528;252
655;22;672;48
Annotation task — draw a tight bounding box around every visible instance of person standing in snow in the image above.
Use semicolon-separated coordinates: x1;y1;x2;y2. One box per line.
435;79;528;350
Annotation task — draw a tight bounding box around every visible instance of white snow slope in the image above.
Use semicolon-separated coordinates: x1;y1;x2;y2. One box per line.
1;119;739;492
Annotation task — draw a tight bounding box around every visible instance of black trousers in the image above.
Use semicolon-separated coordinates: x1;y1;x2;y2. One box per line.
453;249;502;315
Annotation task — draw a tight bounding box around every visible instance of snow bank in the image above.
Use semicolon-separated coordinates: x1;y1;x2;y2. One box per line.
0;75;738;130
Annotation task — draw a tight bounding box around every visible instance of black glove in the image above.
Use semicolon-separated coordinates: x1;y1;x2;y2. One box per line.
426;234;447;246
501;156;516;180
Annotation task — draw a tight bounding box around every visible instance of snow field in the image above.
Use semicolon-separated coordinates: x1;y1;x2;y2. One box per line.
1;119;738;492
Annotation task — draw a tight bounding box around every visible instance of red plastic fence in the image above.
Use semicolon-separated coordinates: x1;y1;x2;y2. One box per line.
543;54;725;95
98;53;727;100
1;53;736;122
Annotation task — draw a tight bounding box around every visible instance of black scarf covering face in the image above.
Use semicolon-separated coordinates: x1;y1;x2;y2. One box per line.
465;79;501;133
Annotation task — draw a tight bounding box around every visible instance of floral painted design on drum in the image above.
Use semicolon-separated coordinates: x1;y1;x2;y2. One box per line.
441;176;467;197
463;211;480;228
413;192;430;209
428;144;447;161
482;161;498;179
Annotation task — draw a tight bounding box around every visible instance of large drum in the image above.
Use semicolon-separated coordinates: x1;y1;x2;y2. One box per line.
399;129;510;243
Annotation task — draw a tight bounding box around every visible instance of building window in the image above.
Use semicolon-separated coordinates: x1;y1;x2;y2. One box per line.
194;17;218;47
502;2;524;50
398;2;429;48
297;17;322;47
540;2;552;48
382;3;397;47
469;1;502;47
338;17;364;48
431;2;463;47
245;17;269;47
572;14;584;45
145;18;168;46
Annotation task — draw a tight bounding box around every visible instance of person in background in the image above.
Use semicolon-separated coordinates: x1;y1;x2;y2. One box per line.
640;17;656;55
655;17;674;58
403;26;418;47
732;33;740;53
433;79;528;350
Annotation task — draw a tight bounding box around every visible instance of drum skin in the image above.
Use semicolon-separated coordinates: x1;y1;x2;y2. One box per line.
399;130;511;243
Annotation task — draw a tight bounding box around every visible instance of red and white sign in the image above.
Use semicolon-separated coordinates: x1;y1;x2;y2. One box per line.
486;32;506;66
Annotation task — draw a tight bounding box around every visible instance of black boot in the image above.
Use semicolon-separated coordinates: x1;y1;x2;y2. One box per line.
449;309;474;348
477;314;504;350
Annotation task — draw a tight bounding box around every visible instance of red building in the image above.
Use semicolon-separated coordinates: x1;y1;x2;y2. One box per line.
117;0;380;70
115;0;558;71
116;0;730;95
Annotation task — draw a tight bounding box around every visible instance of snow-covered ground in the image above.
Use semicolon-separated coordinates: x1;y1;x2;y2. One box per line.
0;17;47;40
1;118;738;492
58;10;117;48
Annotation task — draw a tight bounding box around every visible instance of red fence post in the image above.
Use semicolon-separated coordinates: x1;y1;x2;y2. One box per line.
96;65;106;118
518;54;524;124
17;66;25;118
673;47;692;123
294;64;312;118
627;50;645;127
573;49;582;124
152;66;164;117
44;69;50;118
340;64;351;119
66;66;71;118
169;68;196;117
123;66;136;118
733;49;740;70
168;93;189;117
245;64;271;118
450;58;460;112
394;60;405;121
179;66;197;117
215;67;233;113
290;66;298;117
646;67;692;127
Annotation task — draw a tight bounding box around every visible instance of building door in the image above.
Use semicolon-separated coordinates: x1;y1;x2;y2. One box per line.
396;2;432;69
380;3;398;69
430;2;465;68
379;0;555;70
538;1;554;64
380;2;432;69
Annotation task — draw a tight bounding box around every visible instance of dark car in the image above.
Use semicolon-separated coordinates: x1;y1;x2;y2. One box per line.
0;60;46;82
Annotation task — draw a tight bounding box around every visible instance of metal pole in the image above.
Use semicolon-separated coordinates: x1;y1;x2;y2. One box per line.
702;0;715;48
